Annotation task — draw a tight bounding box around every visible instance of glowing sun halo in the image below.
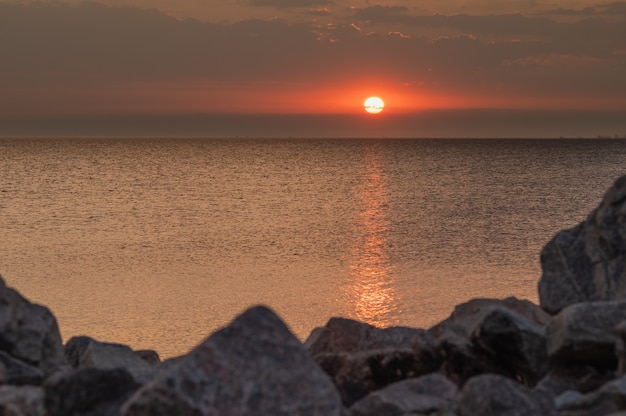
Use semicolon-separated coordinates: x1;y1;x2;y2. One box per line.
364;96;384;114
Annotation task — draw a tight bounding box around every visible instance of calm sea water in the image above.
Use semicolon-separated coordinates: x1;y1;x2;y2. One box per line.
1;138;626;358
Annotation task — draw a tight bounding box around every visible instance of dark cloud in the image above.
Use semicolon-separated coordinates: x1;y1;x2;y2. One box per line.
544;6;597;16
248;0;332;8
302;7;332;16
538;1;626;16
0;1;625;113
599;1;626;14
351;5;412;24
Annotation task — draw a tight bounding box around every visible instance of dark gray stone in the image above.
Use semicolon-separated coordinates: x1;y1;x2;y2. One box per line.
456;374;547;416
44;367;140;416
306;317;436;355
0;385;46;416
429;297;550;386
539;175;626;314
547;301;626;367
470;305;549;385
121;306;343;416
64;336;154;383
0;351;44;386
349;373;457;416
0;276;66;376
306;317;441;405
134;350;160;366
554;376;626;415
315;347;440;407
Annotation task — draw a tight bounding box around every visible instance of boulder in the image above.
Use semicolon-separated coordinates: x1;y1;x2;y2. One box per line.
470;305;549;385
533;366;615;403
305;317;435;355
121;306;343;416
429;297;550;386
0;351;44;386
315;347;439;406
134;350;160;366
539;175;626;314
547;301;626;367
0;276;66;376
455;374;547;416
44;367;140;416
349;373;457;416
430;298;551;338
0;385;46;416
554;376;626;415
306;318;441;406
64;337;154;383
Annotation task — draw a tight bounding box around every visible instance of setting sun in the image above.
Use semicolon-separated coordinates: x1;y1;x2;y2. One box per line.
364;97;385;114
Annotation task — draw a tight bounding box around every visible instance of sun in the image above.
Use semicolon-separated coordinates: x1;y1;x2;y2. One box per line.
364;97;384;114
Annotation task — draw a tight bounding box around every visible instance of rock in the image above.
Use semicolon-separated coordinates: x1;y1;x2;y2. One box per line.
429;297;550;386
430;298;551;337
0;276;66;376
349;373;457;416
0;385;46;416
455;374;547;416
134;350;160;366
305;317;435;355
532;365;616;409
44;367;140;416
616;322;626;376
547;301;626;367
539;175;626;314
315;347;440;407
470;305;549;385
306;318;441;406
0;351;44;386
64;336;154;383
121;306;343;416
554;375;626;415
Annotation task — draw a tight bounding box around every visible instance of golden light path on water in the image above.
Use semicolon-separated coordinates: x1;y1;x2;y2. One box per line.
345;144;400;327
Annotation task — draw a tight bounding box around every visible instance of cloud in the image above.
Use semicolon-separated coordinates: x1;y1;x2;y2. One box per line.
302;7;332;16
599;1;626;14
0;1;625;115
248;0;332;7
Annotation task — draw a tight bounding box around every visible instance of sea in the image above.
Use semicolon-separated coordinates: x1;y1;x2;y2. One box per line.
1;137;625;358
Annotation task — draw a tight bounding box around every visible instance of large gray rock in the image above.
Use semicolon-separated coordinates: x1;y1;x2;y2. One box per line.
429;297;550;386
547;301;626;366
44;367;140;416
64;337;154;383
539;175;626;314
121;306;343;416
0;351;44;386
455;374;547;416
315;347;438;407
349;373;457;416
0;276;66;376
0;385;46;416
430;298;551;337
306;317;435;355
470;305;549;385
306;318;441;406
554;376;626;415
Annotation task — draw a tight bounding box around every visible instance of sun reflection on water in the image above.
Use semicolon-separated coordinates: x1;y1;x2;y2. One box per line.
345;145;400;328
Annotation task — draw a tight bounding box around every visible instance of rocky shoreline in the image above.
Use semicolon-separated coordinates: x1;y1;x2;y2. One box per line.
4;175;626;415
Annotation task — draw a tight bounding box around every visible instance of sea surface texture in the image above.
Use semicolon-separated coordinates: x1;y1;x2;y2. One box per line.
1;138;625;358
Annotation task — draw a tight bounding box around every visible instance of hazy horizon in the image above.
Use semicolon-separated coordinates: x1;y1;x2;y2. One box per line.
2;109;626;139
2;0;625;128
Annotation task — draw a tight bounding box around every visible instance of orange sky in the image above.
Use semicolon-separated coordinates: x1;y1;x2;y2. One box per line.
1;0;626;135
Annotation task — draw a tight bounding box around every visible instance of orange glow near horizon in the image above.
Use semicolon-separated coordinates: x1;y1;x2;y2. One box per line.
7;79;626;117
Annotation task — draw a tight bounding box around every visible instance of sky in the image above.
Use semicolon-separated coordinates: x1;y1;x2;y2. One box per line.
1;0;626;137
